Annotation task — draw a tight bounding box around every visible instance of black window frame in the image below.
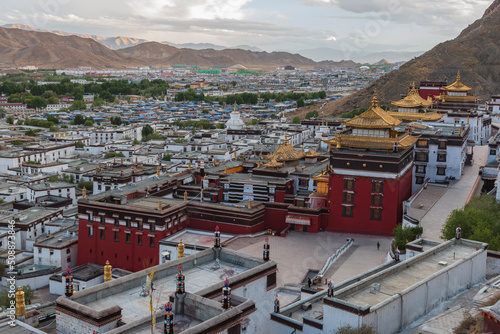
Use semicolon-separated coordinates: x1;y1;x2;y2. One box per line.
371;194;383;206
343;179;355;190
342;206;353;217
342;192;354;203
415;152;429;162
437;166;446;175
437;154;447;162
370;208;382;221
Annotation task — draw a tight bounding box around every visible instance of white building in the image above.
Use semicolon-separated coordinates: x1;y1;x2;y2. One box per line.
33;225;78;268
0;143;75;173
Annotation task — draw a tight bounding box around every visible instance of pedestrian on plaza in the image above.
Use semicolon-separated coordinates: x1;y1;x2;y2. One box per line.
308;277;312;288
377;241;380;250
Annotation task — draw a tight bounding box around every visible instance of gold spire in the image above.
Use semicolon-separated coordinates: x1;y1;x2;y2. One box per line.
188;160;191;170
224;165;228;173
257;157;261;168
444;71;472;92
234;101;237;112
371;89;379;108
184;191;188;202
15;286;26;317
178;239;185;258
301;145;304;153
82;186;87;199
248;199;252;209
234;151;237;160
467;116;469;124
157;165;161;177
104;260;112;282
158;199;162;210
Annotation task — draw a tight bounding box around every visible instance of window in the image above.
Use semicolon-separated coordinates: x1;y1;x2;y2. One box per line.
343;192;354;203
149;223;155;232
88;213;93;223
100;216;105;225
342;206;353;217
88;226;93;237
125;233;131;244
416;165;426;174
99;229;105;240
372;182;383;193
370;208;382;220
149;236;155;248
50;250;54;256
137;234;143;246
437;154;447;162
371;194;383;206
490;149;497;156
415;152;428;162
114;218;119;227
437;167;446;175
438;141;447;149
416;176;424;184
67;256;71;263
417;139;428;148
344;179;355;190
126;220;131;229
299;178;308;187
38;248;42;253
114;231;119;242
66;248;70;254
137;221;143;230
267;272;277;289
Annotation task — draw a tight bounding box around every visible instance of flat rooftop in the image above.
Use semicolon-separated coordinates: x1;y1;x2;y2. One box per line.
343;244;474;308
162;229;233;248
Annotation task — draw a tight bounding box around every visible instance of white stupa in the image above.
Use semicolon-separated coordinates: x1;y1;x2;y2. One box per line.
226;103;245;130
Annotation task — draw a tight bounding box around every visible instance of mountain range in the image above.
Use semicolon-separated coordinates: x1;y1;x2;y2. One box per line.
0;26;334;69
2;23;417;64
318;0;500;115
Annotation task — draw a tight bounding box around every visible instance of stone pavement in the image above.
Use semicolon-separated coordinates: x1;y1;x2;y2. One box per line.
226;232;392;287
418;145;488;241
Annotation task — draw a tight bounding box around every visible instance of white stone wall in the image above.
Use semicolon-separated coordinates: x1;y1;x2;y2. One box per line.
56;311;119;334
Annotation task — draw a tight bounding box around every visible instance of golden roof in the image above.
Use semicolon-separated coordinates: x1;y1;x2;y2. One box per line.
387;111;443;122
264;138;305;162
444;71;472;92
434;94;478;103
391;83;432;108
344;92;402;129
323;133;419;152
263;158;284;169
305;148;321;158
312;166;330;183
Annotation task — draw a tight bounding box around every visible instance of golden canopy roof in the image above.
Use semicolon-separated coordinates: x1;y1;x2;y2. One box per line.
444;71;472;92
387;111;443;122
391;83;432;108
323;132;419;152
263;158;284;169
264;137;305;162
305;148;321;158
312;167;330;183
344;92;402;129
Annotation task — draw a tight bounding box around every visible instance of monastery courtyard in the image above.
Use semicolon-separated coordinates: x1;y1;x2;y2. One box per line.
228;145;489;290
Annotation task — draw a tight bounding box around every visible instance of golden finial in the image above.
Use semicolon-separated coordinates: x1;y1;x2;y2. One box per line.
234;151;237;160
184;191;188;202
121;157;123;165
467;115;469;124
234;101;237;112
188;160;191;170
157;165;161;177
158;199;162;211
257;157;261;168
15;286;26;317
284;134;288;144
457;70;461;81
178;239;185;258
135;157;138;164
371;89;379;108
82;186;87;199
224;165;228;173
248;199;252;209
326;120;328;127
459;126;462;135
301;145;304;153
104;260;112;282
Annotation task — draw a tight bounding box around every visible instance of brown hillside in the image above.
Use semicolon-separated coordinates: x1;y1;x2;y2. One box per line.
319;0;500;116
0;27;139;68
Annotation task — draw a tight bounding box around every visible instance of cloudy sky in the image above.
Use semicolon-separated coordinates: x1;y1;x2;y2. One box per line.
0;0;493;53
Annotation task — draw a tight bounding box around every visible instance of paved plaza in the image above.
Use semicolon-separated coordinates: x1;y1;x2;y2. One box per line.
226;231;392;287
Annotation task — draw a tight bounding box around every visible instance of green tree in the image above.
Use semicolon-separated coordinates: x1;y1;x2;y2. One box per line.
77;181;93;191
162;154;171;161
83;118;94;127
0;107;6;118
318;91;327;99
297;98;305;108
216;123;225;129
441;195;500;249
75;141;85;148
27;96;47;109
292;116;301;124
6;116;13;124
70;100;86;111
73;114;85;125
0;285;35;308
17;119;24;125
142;124;154;137
251;119;259;125
393;224;423;251
49;125;58;132
47;115;59;124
